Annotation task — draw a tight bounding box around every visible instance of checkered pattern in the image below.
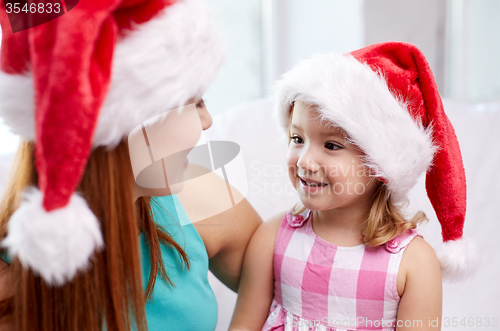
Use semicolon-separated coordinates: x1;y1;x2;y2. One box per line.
262;208;420;331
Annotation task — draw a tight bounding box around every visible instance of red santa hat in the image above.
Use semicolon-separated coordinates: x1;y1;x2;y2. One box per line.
274;42;478;282
0;0;224;285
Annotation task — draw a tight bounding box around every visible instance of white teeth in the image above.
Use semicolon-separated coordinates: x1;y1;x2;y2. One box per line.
300;178;327;187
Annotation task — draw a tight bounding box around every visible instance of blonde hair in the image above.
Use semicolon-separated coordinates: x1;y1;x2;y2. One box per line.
361;184;426;246
0;140;189;330
288;102;427;246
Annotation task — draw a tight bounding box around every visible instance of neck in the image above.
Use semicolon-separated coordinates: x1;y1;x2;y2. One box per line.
315;199;372;233
311;201;371;247
316;208;364;231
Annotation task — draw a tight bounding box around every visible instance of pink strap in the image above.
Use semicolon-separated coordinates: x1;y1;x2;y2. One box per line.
385;228;422;253
285;208;311;228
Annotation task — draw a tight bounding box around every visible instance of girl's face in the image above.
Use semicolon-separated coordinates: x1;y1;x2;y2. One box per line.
130;97;212;200
286;101;379;212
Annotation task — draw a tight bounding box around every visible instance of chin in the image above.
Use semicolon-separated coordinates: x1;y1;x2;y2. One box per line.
300;193;343;211
298;198;322;212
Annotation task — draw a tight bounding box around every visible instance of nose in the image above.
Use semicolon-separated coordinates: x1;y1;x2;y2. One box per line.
297;145;321;174
197;102;212;131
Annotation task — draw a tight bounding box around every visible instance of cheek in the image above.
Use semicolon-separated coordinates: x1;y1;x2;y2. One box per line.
167;108;203;152
323;161;343;181
286;148;299;182
354;160;371;179
175;117;202;151
351;164;373;190
286;146;298;165
323;157;367;183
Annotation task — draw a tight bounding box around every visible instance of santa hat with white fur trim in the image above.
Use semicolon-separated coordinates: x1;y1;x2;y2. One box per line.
0;0;224;285
274;42;478;282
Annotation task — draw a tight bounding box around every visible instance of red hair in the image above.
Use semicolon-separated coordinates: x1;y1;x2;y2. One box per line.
0;140;189;330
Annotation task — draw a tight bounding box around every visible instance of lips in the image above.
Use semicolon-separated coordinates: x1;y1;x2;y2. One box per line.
299;177;328;187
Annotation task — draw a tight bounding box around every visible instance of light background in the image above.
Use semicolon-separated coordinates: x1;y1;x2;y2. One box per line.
1;1;499;330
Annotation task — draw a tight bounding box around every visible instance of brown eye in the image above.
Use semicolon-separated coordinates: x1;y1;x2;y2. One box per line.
290;136;303;144
325;142;341;150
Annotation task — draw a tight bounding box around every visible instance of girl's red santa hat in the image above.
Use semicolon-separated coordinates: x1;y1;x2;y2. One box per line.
274;42;479;282
0;0;224;285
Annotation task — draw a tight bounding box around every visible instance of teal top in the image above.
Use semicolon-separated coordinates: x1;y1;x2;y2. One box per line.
142;195;218;330
0;195;218;331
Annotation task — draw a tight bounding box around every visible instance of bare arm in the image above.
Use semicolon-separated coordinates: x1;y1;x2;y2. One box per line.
229;211;285;331
177;164;263;291
202;196;263;292
396;237;442;331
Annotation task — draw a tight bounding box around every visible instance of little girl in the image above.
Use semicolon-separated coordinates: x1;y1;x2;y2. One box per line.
230;42;476;331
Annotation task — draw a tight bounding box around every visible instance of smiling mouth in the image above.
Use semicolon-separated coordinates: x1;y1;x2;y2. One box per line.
299;177;328;187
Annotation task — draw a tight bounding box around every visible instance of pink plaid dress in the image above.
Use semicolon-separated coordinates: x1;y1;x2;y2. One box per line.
262;207;421;331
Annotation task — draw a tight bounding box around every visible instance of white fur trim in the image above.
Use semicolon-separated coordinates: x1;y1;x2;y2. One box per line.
95;0;225;147
0;0;224;147
273;53;437;201
436;238;480;283
1;187;104;286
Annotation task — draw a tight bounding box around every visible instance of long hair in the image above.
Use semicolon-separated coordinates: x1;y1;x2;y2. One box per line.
359;183;426;246
0;139;189;330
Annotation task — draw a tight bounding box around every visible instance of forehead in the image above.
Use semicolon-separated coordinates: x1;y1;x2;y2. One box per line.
290;101;347;137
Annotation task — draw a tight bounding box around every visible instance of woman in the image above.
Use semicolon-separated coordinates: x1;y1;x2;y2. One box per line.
0;0;261;330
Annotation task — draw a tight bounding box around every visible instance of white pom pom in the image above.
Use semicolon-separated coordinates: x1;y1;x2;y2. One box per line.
1;187;104;286
436;237;480;283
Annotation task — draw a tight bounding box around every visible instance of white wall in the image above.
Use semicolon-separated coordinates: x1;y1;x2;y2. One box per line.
203;0;264;116
364;0;446;92
263;0;364;91
447;0;500;102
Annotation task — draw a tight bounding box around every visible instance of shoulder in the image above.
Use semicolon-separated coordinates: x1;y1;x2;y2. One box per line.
177;164;243;223
254;210;287;242
177;164;262;258
242;210;287;265
398;235;441;296
403;236;440;267
396;236;442;321
224;209;286;254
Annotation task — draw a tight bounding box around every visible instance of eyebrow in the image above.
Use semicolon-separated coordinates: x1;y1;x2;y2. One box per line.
290;123;345;138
